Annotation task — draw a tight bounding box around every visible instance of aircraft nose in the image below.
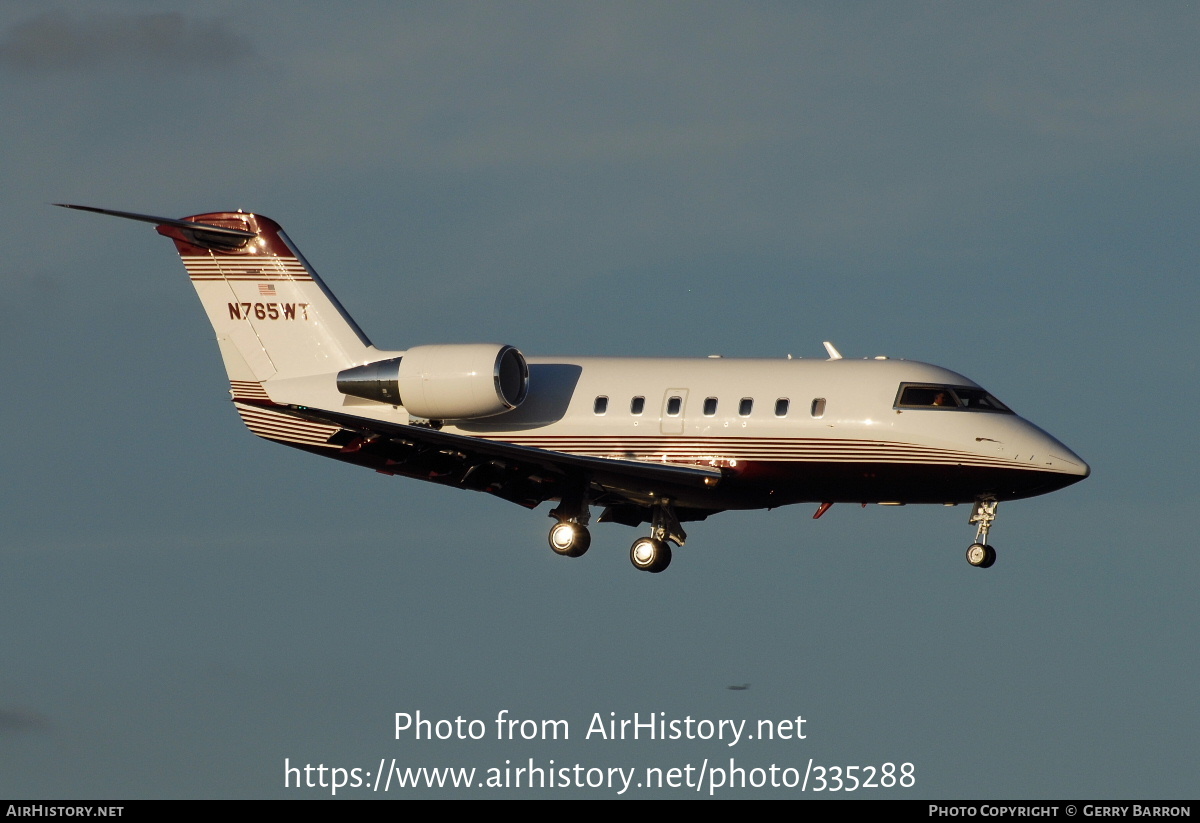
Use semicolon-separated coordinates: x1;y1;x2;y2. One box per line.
1018;422;1090;480
1032;426;1089;478
1047;447;1090;478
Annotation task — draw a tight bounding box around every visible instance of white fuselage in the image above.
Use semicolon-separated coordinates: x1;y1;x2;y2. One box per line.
269;351;1089;510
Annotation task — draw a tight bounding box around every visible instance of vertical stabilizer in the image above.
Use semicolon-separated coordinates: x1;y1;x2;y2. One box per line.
58;205;375;383
155;211;373;381
58;204;379;449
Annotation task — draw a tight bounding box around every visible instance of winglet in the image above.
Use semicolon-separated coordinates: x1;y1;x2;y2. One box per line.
822;341;843;360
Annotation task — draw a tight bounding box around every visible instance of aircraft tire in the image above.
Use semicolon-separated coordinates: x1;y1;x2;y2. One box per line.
966;542;996;568
549;522;590;558
980;544;997;568
630;537;671;573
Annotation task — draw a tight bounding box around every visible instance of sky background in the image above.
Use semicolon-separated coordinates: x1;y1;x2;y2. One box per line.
1;1;1197;799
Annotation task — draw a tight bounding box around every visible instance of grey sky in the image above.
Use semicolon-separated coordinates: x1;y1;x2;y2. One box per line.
0;11;253;71
1;2;1197;798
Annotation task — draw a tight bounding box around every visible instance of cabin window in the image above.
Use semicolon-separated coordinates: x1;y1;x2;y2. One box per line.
666;396;682;416
593;396;608;415
775;398;790;417
630;396;645;415
703;397;718;416
738;398;753;416
811;398;826;418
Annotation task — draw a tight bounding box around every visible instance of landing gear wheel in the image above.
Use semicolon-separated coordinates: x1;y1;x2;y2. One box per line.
630;537;672;573
966;543;996;568
548;522;590;558
982;545;996;568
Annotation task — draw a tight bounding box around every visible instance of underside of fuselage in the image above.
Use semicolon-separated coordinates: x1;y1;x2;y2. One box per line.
281;432;1085;513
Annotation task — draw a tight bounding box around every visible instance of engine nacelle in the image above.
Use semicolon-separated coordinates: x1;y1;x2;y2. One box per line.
336;344;528;420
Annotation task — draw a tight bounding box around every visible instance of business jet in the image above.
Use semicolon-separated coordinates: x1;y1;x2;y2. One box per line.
58;204;1089;573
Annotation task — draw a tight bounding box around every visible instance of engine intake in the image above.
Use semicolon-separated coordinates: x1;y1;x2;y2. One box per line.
337;344;528;420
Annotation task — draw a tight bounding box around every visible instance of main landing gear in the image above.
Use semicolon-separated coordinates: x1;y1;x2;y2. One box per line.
629;499;686;573
630;537;672;573
966;497;998;569
548;521;590;557
547;493;686;574
547;482;591;558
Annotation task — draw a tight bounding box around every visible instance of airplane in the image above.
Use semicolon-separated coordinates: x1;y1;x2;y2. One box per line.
58;204;1090;573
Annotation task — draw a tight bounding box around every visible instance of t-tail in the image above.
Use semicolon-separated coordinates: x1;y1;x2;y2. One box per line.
58;204;374;380
57;204;379;447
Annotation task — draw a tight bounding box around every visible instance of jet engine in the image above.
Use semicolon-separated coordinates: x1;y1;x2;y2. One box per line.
336;344;528;420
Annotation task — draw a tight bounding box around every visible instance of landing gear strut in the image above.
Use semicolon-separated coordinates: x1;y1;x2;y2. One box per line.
629;499;685;573
966;497;998;568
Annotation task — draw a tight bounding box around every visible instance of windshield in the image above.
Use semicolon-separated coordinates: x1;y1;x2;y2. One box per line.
895;383;1013;413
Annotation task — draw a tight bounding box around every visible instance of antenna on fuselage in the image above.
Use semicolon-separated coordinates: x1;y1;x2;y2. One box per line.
823;341;843;360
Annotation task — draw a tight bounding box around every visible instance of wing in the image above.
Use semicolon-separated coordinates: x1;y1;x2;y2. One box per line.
264;402;724;514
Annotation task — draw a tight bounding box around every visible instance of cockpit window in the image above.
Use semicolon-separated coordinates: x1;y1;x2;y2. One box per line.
898;386;957;407
952;387;1011;412
895;383;1012;413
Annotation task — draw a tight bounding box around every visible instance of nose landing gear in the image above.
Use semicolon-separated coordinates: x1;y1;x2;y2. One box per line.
966;542;997;568
966;497;998;568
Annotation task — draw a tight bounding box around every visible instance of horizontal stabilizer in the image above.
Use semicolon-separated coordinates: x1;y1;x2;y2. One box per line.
56;203;256;250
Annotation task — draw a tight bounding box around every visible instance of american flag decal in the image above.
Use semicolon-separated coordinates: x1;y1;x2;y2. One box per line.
258;283;277;296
